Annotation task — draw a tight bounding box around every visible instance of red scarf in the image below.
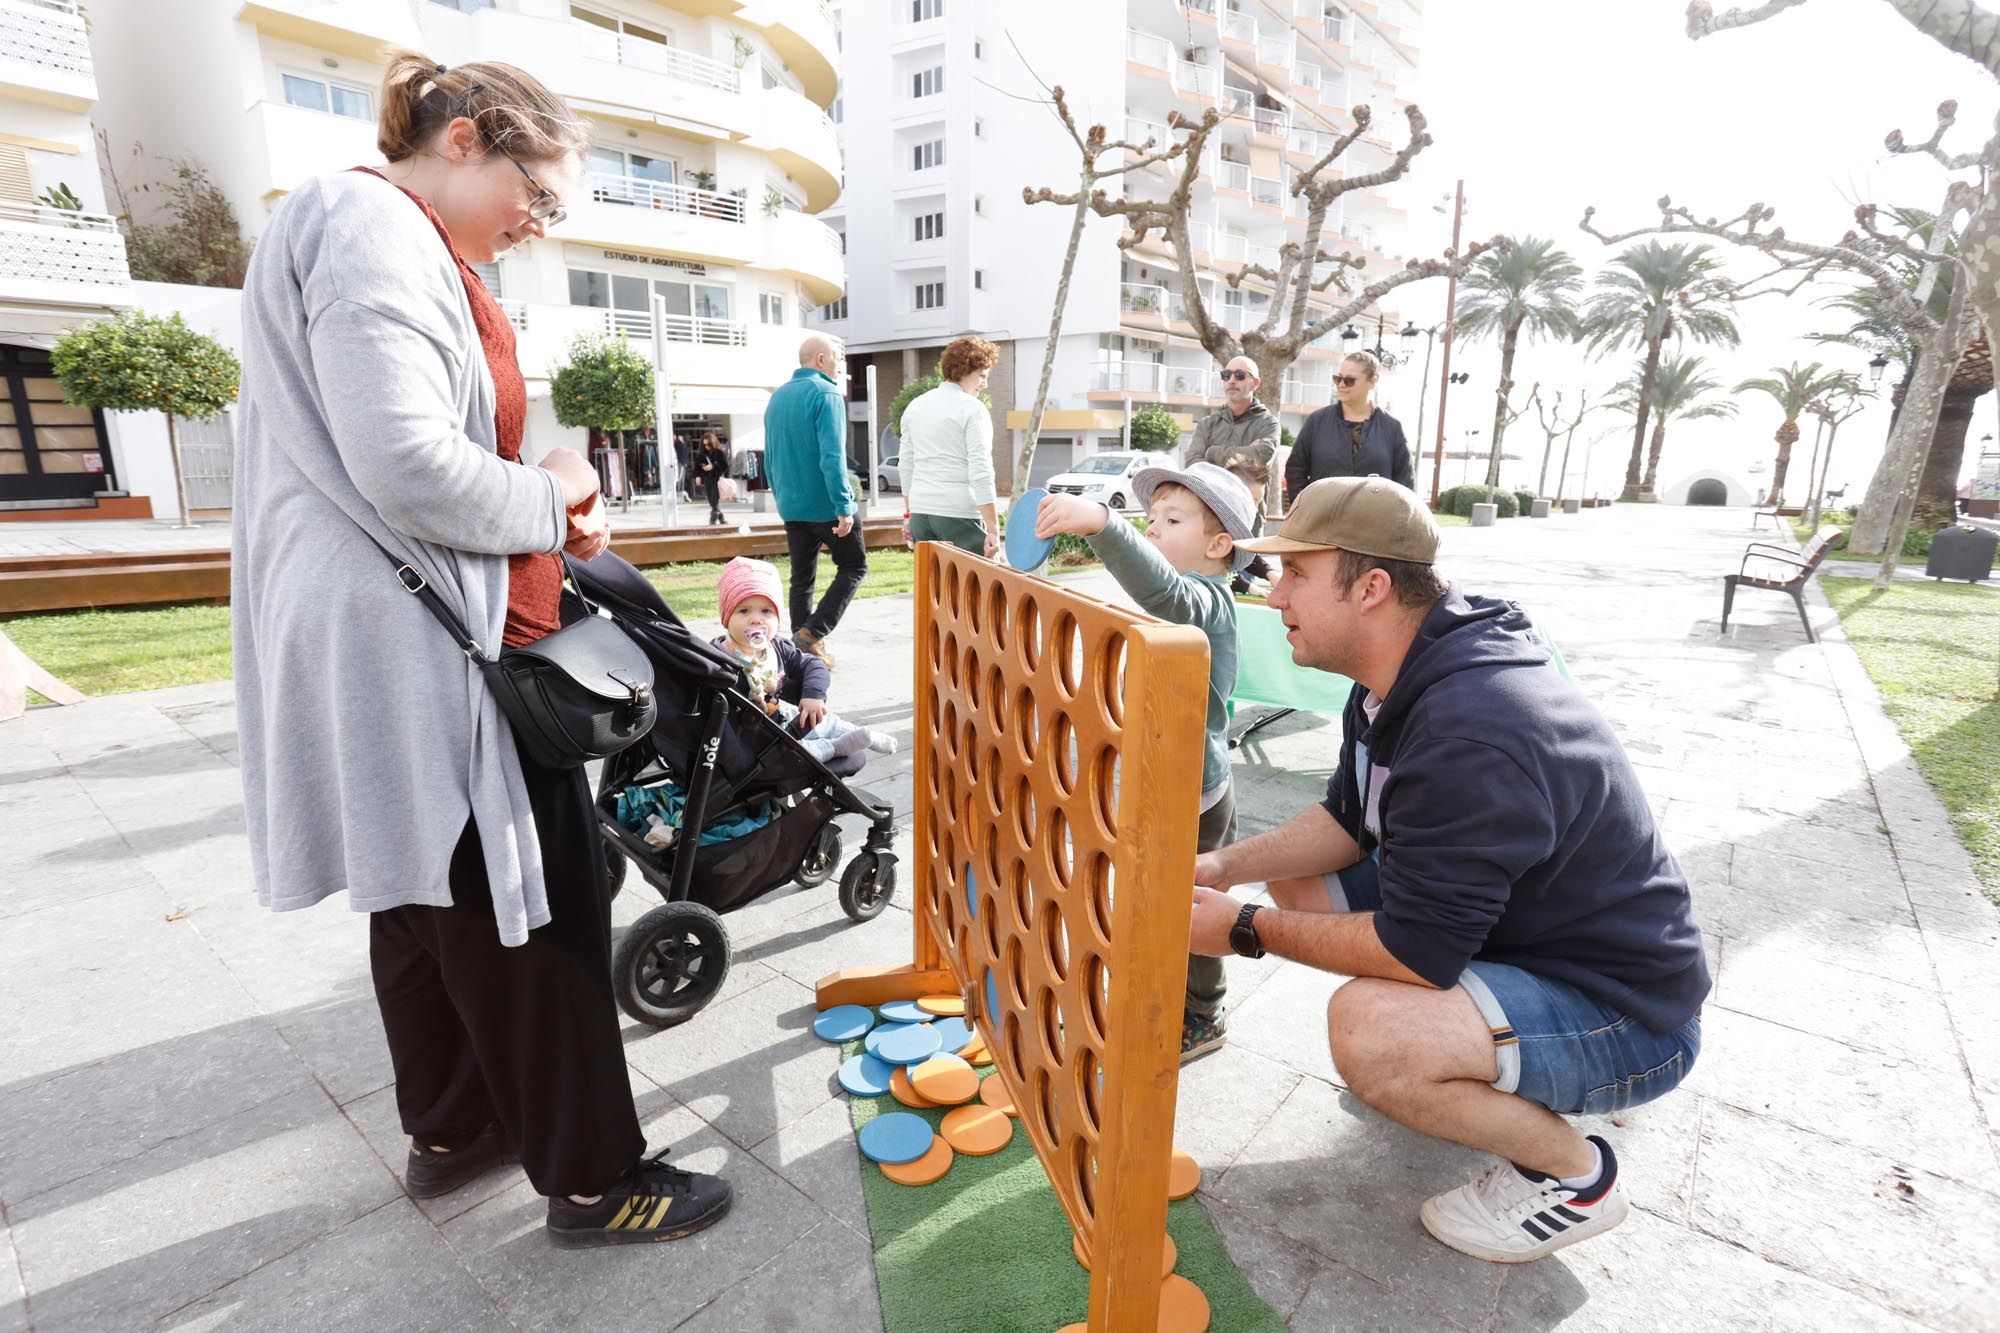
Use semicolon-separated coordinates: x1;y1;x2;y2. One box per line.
354;168;562;647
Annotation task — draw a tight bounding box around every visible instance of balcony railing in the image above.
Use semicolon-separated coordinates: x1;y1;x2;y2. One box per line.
1253;106;1291;138
1281;377;1335;406
591;306;748;345
1257;29;1295;67
1188;220;1214;252
1250;175;1283;208
1;0;92;82
1125;27;1173;70
1294;61;1322;92
1288;125;1331;156
1324;12;1353;43
1126;115;1171;147
1180;0;1218;15
1221;10;1256;43
588;172;747;223
496;297;529;331
1250;242;1283;269
1175;60;1219;101
1213;232;1248;262
1217;159;1250;191
0;202;130;292
1094;360;1164;393
1119;282;1172;317
575;24;740;93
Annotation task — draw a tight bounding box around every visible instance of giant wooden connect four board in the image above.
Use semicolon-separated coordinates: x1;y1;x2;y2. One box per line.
817;542;1209;1332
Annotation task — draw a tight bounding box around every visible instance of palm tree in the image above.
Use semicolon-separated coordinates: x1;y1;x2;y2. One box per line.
1580;241;1740;501
1454;236;1583;488
1734;362;1853;508
1606;354;1736;492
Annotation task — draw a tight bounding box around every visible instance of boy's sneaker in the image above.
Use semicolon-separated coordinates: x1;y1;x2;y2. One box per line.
1180;1012;1227;1064
403;1123;506;1199
1419;1135;1629;1263
545;1149;733;1248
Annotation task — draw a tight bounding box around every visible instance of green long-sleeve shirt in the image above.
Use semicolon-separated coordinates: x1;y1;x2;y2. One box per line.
1084;512;1237;798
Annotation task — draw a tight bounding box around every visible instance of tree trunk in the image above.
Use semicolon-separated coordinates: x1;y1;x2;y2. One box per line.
1853;363;1917;543
1807;418;1842;532
1915;385;1978;529
1798;414;1826;527
1621;335;1662;501
1555;417;1582;504
1484;320;1520;488
1537;429;1556;497
1641;414;1668;493
1768;421;1797;509
1015;189;1093;496
166;412;191;529
1869;278;1971;580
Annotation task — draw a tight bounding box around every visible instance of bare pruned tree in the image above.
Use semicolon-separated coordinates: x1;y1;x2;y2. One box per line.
1531;385;1600;502
1024;96;1501;492
1583;178;1980;590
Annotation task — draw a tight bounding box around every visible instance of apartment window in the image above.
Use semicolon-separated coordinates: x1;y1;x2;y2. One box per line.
469;260;503;295
911;65;944;98
830;96;843;123
588;145;675;187
973;117;984;138
835;229;847;253
973;194;984;215
911;0;943;19
911;139;945;170
914;281;944;311
281;72;373;121
974;270;985;290
428;0;495;10
569;268;733;328
821;296;849;320
759;293;786;324
913;211;944;242
974;37;984;59
571;5;669;48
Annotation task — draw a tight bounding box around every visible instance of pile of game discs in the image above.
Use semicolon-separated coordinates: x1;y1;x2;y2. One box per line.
813;994;1017;1186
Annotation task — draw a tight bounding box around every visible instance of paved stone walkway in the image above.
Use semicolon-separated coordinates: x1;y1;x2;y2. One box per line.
2;505;1995;1330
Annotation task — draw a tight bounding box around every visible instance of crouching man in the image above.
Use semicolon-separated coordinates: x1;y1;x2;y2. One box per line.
1189;477;1708;1262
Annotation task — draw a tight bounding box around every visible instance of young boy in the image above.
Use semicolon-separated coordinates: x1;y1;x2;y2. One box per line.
713;557;897;763
1034;460;1258;1061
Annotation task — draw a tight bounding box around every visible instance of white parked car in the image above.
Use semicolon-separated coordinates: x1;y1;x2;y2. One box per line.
1043;451;1157;511
877;454;902;492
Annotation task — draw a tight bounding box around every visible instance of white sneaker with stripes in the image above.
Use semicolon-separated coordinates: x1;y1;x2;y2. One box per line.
1419;1135;1629;1263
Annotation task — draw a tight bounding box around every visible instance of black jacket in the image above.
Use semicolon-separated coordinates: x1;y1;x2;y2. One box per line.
1286;405;1414;498
1322;587;1710;1033
711;632;829;708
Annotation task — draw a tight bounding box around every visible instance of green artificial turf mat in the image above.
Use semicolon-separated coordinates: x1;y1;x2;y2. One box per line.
844;1051;1285;1332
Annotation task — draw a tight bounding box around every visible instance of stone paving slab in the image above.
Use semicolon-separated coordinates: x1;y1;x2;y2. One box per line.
1;506;1997;1329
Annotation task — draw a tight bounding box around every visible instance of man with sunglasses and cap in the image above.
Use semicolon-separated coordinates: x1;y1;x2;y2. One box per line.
1186;476;1708;1264
1186;355;1280;589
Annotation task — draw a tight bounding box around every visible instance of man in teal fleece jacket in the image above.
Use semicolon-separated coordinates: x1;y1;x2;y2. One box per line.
764;335;865;656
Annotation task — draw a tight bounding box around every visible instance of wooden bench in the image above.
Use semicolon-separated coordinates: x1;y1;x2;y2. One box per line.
1721;525;1845;642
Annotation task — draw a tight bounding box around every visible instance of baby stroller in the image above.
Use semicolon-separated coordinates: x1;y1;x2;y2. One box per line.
568;551;898;1029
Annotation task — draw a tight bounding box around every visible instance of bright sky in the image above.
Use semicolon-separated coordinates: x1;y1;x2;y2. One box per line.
1367;0;1999;498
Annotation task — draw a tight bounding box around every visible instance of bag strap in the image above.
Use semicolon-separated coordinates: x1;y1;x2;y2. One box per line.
358;528;493;665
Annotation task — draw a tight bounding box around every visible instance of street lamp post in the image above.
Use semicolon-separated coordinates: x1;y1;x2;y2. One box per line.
1429;179;1466;510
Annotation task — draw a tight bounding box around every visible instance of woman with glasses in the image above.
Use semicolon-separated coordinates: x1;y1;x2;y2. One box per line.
232;50;730;1248
1283;350;1416;504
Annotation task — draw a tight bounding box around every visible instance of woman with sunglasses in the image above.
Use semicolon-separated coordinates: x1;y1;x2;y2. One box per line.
1283;350;1416;504
233;51;730;1248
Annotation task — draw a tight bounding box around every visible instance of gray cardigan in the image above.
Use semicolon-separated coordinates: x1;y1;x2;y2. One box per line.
232;170;568;945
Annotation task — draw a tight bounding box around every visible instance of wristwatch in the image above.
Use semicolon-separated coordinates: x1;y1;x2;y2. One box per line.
1229;903;1266;959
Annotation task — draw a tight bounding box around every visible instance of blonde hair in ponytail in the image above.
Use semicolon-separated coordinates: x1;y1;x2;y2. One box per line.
377;50;588;165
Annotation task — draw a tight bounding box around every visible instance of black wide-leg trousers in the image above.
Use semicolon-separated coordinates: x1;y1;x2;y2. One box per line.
369;743;645;1198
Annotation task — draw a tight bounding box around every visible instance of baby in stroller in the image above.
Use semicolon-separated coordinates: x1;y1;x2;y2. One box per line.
712;557;897;765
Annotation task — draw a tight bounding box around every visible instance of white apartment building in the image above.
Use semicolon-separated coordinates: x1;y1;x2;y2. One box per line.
0;0;139;517
816;0;1422;490
84;0;843;490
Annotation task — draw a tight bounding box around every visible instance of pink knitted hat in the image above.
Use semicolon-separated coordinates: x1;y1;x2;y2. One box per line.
717;556;784;627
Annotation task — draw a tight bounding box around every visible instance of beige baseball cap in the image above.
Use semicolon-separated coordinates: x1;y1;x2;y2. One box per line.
1236;476;1440;563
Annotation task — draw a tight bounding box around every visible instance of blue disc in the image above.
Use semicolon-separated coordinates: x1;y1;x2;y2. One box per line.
929;1016;974;1052
813;1005;876;1043
858;1111;935;1165
865;1021;923;1058
877;1000;932;1025
876;1023;944;1067
837;1052;894;1098
1005;489;1057;571
985;969;1001;1024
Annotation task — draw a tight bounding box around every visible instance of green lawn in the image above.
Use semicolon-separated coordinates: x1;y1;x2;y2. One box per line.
1821;579;2000;904
3;548;923;700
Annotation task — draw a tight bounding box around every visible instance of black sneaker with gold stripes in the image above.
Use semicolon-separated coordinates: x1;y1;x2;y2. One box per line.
544;1148;733;1248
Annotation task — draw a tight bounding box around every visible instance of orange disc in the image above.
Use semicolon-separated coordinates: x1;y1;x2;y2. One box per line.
1070;1231;1176;1277
1167;1149;1200;1200
978;1073;1017;1115
879;1136;954;1186
940;1103;1013;1156
1158;1274;1210;1333
909;1054;980;1105
917;993;966;1016
890;1065;938;1109
957;1039;994;1067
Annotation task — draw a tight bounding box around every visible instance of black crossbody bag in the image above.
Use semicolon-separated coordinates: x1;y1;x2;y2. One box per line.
364;534;657;770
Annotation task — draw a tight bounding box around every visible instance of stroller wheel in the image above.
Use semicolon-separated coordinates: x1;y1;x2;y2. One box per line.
795;822;843;888
613;902;732;1029
603;842;628;902
838;853;897;923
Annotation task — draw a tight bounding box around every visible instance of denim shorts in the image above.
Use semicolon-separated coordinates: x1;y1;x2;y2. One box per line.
1324;862;1701;1117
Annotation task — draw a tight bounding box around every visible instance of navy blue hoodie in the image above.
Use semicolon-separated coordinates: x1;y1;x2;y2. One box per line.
1323;586;1710;1032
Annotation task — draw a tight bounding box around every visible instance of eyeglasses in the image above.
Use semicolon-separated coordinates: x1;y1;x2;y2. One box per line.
1220;369;1254;382
1334;374;1363;388
506;154;566;226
